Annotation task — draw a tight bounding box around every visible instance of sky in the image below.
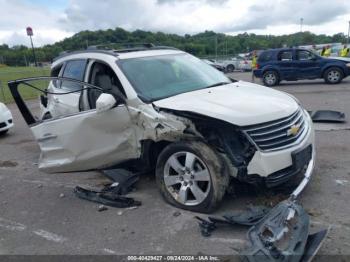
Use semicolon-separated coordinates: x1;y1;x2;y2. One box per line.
1;0;350;47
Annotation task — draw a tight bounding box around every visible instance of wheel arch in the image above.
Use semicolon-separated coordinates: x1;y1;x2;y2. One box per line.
262;67;281;78
321;65;345;78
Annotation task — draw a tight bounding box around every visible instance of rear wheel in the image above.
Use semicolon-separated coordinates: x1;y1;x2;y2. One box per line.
155;141;229;213
324;67;343;84
226;64;235;73
263;71;279;86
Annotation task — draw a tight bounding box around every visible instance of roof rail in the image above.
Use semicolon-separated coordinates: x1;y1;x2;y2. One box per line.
87;42;155;50
53;43;179;62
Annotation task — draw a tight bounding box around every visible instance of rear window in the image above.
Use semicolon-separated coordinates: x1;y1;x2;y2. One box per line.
258;51;272;62
61;60;87;91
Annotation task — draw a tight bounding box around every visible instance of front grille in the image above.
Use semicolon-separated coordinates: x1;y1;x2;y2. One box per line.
0;122;7;128
243;108;308;151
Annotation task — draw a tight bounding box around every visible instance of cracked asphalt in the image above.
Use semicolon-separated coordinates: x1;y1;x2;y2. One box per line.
1;72;350;257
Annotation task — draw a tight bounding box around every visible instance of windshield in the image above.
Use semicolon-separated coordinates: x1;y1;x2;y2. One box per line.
118;53;230;102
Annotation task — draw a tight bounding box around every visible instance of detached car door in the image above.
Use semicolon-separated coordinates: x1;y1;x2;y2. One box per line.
8;78;139;174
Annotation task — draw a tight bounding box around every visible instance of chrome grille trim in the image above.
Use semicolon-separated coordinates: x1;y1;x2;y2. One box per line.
242;108;308;152
244;109;300;132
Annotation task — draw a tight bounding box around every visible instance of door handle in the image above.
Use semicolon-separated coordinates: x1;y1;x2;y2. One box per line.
54;98;60;103
37;134;57;142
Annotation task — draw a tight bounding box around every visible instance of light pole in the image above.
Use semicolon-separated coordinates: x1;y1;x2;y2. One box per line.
26;27;37;67
300;18;304;32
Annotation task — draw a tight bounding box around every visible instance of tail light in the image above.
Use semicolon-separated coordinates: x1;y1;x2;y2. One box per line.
244;61;248;64
256;64;259;69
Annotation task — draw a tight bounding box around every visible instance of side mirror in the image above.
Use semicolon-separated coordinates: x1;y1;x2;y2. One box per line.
96;93;117;113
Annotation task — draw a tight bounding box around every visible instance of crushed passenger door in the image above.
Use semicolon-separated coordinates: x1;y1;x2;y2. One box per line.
8;77;139;173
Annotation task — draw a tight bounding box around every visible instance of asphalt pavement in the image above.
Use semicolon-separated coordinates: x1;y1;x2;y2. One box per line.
1;72;350;257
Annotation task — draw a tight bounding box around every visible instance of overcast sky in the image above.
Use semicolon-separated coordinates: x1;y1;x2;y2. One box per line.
1;0;349;47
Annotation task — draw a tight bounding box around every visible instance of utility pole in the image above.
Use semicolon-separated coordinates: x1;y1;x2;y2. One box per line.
26;27;37;67
348;20;350;44
300;18;304;32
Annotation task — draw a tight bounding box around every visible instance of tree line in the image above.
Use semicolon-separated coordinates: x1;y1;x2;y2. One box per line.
0;27;348;66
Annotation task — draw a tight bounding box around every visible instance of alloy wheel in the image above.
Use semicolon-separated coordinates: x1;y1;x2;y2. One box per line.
264;73;276;85
163;151;211;206
327;70;340;83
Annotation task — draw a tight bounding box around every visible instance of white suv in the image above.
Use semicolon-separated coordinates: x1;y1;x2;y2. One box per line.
8;45;315;212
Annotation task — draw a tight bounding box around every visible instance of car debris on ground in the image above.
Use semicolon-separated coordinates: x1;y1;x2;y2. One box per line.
98;205;108;212
196;189;329;262
74;168;141;208
309;110;346;123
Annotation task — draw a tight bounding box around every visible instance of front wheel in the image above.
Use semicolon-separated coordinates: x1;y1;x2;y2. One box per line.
263;71;279;86
0;130;8;136
324;67;343;84
156;141;229;213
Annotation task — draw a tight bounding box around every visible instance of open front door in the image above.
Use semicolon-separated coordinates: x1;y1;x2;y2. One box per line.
8;77;139;173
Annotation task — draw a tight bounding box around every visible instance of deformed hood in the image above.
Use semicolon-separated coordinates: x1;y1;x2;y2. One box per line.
153;81;299;126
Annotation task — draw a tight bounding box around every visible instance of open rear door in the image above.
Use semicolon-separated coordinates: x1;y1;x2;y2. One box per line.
8;77;139;173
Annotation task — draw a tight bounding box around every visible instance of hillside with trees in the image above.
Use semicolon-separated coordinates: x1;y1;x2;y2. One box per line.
0;27;348;66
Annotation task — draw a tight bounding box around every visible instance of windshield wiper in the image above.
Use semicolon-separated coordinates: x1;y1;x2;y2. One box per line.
203;82;231;89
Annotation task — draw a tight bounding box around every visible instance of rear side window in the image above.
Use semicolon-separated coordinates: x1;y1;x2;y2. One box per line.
61;60;87;91
278;51;293;61
258;51;272;62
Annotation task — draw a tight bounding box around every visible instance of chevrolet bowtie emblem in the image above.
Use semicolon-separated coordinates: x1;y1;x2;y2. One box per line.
287;125;300;136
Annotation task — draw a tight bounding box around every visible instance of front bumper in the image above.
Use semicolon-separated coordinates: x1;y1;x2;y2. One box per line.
245;110;315;191
0;108;14;132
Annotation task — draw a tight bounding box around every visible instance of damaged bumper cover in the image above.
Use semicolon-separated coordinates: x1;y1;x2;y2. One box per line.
241;200;329;262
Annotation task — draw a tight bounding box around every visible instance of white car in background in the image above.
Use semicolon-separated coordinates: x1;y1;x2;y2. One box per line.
221;57;252;72
0;102;13;135
8;45;315;213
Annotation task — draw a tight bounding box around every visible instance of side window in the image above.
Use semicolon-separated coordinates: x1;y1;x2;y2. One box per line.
297;50;314;61
87;62;126;109
278;51;293;61
61;60;87;91
258;51;272;62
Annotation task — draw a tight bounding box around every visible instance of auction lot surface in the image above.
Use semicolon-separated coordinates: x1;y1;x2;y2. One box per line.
1;72;350;257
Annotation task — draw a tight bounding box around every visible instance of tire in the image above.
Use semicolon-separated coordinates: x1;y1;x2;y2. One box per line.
0;130;8;136
155;140;229;213
263;70;279;86
324;67;343;84
226;64;235;73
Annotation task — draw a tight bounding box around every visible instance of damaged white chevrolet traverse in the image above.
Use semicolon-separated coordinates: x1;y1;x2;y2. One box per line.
8;45;315;213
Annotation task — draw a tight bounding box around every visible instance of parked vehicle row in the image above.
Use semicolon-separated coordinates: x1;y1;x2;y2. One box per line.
8;45;315;213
